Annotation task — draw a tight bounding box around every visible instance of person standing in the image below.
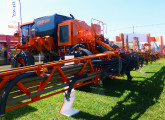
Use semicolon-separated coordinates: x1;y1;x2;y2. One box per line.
8;52;11;65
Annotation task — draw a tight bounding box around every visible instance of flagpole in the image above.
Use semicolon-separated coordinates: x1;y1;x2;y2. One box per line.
18;0;22;43
19;0;22;24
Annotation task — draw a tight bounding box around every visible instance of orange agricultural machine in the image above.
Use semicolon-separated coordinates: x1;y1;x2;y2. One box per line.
114;33;161;66
0;13;157;119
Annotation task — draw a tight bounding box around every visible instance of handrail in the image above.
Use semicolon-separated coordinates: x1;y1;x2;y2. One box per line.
0;51;115;77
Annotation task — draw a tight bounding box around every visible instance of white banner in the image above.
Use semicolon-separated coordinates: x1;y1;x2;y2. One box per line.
123;33;148;43
7;0;21;28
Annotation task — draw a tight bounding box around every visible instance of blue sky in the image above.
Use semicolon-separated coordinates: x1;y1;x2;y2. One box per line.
0;0;165;43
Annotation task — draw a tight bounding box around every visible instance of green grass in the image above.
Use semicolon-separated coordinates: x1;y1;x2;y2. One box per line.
6;59;165;120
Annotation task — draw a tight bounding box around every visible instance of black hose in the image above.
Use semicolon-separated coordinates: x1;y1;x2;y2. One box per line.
121;58;130;74
70;44;86;52
65;74;88;101
96;44;109;52
70;14;75;19
0;71;37;116
92;58;122;80
108;41;119;50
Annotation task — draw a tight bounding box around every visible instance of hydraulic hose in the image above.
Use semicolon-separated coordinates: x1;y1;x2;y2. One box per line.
92;58;122;80
65;74;88;101
0;71;37;117
70;44;86;52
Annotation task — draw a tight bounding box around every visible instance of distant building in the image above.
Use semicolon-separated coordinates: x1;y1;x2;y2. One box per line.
0;34;18;65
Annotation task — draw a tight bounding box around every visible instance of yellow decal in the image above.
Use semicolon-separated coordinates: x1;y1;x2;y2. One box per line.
37;19;50;26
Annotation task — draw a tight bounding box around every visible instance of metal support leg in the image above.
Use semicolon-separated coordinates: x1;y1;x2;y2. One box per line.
59;88;79;117
125;71;133;81
39;53;41;64
139;67;145;73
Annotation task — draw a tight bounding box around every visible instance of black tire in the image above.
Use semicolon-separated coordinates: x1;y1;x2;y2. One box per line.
12;51;34;68
43;53;60;63
43;56;51;63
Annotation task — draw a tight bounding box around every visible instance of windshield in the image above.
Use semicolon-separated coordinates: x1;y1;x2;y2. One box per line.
21;24;33;44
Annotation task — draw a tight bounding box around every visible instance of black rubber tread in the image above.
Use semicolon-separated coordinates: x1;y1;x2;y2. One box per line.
12;51;34;68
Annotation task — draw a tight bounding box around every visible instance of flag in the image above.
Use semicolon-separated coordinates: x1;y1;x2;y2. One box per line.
7;0;21;28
